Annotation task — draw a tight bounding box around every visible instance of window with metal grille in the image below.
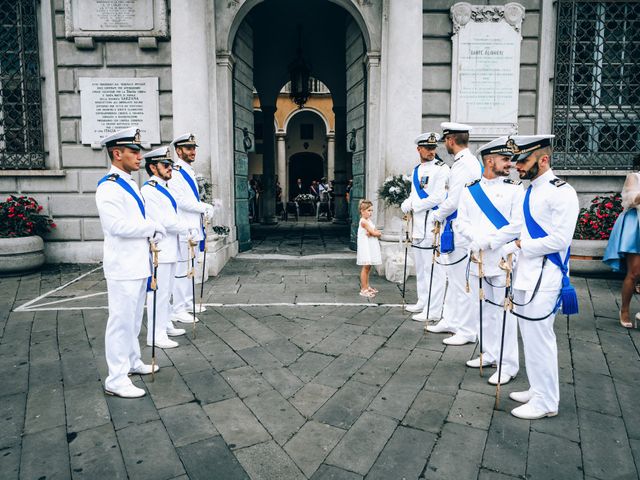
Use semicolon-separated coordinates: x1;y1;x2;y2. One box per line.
553;0;640;170
0;0;45;170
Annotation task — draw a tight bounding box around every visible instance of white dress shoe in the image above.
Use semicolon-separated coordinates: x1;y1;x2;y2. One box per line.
105;383;146;398
147;338;179;349
412;311;428;322
488;371;515;385
466;356;496;368
129;363;160;375
509;390;534;404
442;333;474;346
405;303;424;313
166;325;186;337
511;403;557;420
196;304;207;313
172;311;200;324
426;322;455;334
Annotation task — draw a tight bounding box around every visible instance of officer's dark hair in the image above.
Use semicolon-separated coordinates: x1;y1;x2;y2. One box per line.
107;146;123;161
144;161;157;176
451;132;469;147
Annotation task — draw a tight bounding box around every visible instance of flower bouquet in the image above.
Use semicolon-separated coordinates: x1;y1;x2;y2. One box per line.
573;193;622;240
294;194;316;203
377;174;411;208
210;225;230;240
0;195;56;238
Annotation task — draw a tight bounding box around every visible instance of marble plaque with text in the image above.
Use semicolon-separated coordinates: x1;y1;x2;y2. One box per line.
450;2;525;138
79;77;160;146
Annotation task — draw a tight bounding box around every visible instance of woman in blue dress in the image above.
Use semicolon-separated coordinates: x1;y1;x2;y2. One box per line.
603;157;640;328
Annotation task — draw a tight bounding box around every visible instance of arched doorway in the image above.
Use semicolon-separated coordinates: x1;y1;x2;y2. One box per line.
227;0;371;251
288;152;324;200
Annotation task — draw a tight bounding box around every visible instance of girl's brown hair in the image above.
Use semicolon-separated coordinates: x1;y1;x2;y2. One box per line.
359;199;373;213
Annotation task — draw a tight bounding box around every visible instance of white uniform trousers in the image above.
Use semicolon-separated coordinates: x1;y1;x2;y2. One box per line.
412;241;445;318
514;289;559;412
172;245;193;315
146;262;176;344
469;275;519;377
438;248;474;337
105;278;147;391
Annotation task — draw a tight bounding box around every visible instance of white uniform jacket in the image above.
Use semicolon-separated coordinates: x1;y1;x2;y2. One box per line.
169;159;207;242
95;166;158;280
512;169;580;292
432;148;483;248
406;160;450;241
141;176;191;264
457;176;524;277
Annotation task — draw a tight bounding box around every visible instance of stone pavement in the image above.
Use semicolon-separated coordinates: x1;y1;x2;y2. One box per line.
1;257;640;480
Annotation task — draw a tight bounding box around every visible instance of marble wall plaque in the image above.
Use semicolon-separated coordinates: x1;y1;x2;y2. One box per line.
450;2;525;138
79;77;160;146
65;0;168;39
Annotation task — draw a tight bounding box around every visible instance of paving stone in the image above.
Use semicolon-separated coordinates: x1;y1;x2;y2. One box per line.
24;383;66;434
143;365;194;409
196;338;247;371
182;369;236;405
310;464;363;480
447;389;495;430
291;383;337;418
235;440;306;479
311;323;366;356
244;389;306;445
0;361;28;397
237;345;283;373
0;443;20;479
203;397;270;449
527;430;582;480
366;425;436;480
164;343;212;375
289;351;336;382
0;393;25;449
385;320;425;350
579;408;636;479
570;338;610;375
325;411;397;476
531;382;580;443
477;470;521;480
177;436;249;480
65;380;111;433
314;380;379;429
223;365;273;398
20;425;70;480
261;367;305;398
28;358;63;388
263;337;304;365
68;423;127;479
117;420;185;479
284;420;346;477
424;422;487;480
345;334;386;359
105;388;160;431
574;370;621;416
403;389;455;434
313;354;367;389
60;350;101;387
424;357;468;396
482;410;529;478
354;347;410;387
615;379;640;440
159;402;219;447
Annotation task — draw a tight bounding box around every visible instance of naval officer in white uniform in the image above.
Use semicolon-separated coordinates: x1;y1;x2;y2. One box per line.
401;132;450;321
456;136;524;385
427;123;483;345
141;147;195;349
502;135;579;420
168;133;220;323
95;128;165;398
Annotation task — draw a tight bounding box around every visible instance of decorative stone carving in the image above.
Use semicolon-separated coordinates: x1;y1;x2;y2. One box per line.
451;2;525;34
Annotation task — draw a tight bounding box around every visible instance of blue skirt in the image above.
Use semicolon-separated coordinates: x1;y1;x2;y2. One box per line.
603;209;640;272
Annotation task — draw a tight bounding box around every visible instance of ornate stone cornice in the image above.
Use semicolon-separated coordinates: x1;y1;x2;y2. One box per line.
450;2;525;35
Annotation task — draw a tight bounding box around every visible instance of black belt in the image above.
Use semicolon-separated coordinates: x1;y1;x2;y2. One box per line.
435;253;468;266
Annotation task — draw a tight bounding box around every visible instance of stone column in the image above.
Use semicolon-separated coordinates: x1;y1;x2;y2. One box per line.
332;106;348;224
276;132;287;204
327;132;335;182
260;106;278;225
171;0;211;180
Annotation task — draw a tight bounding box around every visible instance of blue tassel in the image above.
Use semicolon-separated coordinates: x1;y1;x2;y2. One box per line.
440;222;454;254
560;283;579;316
146;276;153;292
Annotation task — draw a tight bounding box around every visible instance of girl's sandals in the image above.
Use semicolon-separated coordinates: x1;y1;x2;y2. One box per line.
359;289;375;298
619;311;637;329
367;287;379;294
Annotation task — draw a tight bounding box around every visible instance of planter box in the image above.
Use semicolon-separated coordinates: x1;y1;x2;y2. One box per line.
0;235;46;276
570;239;609;276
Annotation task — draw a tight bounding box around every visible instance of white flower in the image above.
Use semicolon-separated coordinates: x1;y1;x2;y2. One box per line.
389;186;400;194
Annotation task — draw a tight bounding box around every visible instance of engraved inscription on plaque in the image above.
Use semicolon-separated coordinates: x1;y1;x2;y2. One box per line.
79;78;160;146
450;2;525;138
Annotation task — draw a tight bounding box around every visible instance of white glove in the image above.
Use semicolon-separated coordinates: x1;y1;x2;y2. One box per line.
431;211;444;224
470;237;490;252
500;241;520;258
187;228;199;242
203;203;215;220
152;230;165;243
400;198;412;214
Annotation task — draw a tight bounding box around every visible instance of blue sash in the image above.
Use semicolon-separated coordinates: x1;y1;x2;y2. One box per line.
177;167;200;201
467;181;509;230
412;165;429;200
144;181;177;212
97;174;145;218
523;186;578;315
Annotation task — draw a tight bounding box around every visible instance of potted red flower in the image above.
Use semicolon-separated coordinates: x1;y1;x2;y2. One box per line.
571;193;622;274
0;195;56;275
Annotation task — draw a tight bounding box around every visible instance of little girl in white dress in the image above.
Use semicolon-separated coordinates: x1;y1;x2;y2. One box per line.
357;199;382;297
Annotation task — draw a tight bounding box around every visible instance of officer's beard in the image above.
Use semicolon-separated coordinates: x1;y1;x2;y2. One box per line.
520;159;539;180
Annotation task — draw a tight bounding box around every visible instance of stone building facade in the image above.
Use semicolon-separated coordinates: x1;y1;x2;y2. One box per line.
0;0;636;268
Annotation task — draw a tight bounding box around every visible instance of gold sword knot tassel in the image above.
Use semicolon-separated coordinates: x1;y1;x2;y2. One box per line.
149;241;161;290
